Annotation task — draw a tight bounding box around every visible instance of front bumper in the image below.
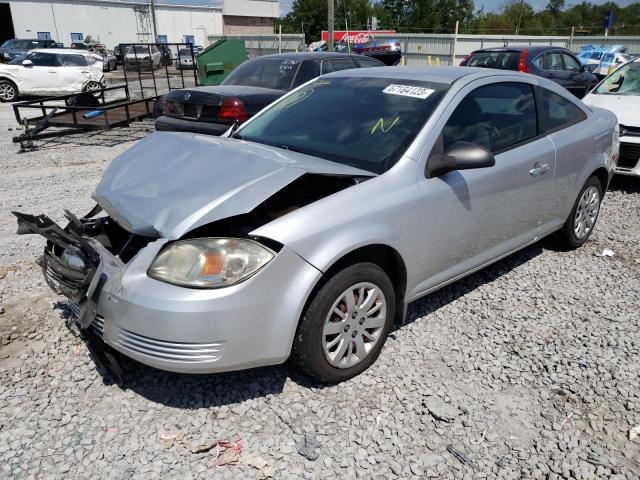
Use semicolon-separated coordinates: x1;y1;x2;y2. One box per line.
617;138;640;176
16;213;323;374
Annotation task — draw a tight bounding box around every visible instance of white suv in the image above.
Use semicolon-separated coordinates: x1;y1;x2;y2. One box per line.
0;48;105;101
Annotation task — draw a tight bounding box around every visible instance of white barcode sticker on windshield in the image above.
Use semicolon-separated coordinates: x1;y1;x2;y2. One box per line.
383;84;434;99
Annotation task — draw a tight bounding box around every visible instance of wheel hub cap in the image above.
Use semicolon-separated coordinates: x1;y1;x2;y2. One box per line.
0;84;15;100
322;282;387;369
574;186;600;240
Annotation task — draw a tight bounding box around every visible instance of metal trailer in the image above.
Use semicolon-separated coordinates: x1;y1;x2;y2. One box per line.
11;43;198;150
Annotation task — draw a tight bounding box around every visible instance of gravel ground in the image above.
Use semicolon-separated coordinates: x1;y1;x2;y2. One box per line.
0;101;639;479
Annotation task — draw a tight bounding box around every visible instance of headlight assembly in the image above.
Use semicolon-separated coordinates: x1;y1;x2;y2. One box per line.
148;238;275;288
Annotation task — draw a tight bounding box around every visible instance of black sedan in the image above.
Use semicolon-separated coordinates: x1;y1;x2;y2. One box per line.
460;46;598;99
155;52;385;136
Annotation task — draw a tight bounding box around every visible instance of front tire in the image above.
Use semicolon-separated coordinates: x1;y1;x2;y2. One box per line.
292;262;395;383
0;79;18;102
554;176;603;249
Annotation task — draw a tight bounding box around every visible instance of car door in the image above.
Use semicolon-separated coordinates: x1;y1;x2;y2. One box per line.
18;52;60;93
414;80;556;291
57;53;92;93
561;52;589;98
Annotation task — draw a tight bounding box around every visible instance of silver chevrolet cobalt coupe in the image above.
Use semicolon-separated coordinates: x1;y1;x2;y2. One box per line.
16;67;618;383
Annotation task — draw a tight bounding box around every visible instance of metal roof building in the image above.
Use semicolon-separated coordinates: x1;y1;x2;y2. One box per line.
0;0;280;48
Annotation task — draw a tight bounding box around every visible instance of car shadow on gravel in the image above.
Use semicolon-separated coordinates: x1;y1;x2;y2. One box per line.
399;242;544;328
57;243;544;409
608;176;640;194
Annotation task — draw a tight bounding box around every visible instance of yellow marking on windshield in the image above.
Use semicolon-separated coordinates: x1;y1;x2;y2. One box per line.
371;116;400;135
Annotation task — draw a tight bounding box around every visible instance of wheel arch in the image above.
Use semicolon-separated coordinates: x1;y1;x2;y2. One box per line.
0;77;18;90
300;244;408;328
590;166;610;193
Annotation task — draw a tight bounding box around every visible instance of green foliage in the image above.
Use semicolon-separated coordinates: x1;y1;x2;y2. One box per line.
280;0;640;41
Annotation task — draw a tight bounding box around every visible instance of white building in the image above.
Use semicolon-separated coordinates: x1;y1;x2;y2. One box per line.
0;0;279;48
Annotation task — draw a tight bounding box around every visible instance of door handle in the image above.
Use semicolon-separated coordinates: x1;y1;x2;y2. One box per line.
529;162;550;177
48;70;57;73
81;71;90;74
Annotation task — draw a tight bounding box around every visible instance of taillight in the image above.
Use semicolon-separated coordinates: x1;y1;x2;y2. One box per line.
161;98;168;114
518;50;529;73
217;97;248;123
460;51;474;66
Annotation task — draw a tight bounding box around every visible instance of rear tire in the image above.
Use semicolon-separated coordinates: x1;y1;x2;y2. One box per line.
554;176;603;249
0;79;18;102
292;262;395;383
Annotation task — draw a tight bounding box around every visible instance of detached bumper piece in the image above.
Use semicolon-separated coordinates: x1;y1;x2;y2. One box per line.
13;211;101;329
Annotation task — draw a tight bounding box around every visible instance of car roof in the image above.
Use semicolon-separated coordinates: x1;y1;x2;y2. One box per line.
250;52;373;61
474;46;572;55
323;65;523;85
30;48;96;55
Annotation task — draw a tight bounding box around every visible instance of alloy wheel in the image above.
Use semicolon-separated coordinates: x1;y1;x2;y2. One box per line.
0;83;16;101
85;82;101;92
322;282;387;369
574;185;600;239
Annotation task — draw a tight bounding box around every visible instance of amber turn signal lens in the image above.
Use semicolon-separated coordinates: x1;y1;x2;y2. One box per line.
202;252;224;275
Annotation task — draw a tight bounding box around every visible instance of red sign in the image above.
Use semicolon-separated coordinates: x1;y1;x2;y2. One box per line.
321;30;396;44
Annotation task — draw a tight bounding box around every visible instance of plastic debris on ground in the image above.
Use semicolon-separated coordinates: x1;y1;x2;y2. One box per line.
296;434;321;461
446;444;476;471
600;249;615;257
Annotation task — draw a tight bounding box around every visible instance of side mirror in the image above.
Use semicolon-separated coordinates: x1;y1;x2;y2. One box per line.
21;59;33;67
427;141;495;177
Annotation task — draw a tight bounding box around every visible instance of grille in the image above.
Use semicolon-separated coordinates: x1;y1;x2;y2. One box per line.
114;327;223;363
620;124;640;137
618;143;640;170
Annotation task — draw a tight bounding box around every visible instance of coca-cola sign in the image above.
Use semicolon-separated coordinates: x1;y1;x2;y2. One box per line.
321;30;396;44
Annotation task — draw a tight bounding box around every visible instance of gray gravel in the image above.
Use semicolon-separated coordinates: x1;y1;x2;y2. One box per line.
1;101;639;479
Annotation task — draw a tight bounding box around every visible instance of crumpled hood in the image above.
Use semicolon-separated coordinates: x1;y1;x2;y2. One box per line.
583;93;640;127
93;132;374;239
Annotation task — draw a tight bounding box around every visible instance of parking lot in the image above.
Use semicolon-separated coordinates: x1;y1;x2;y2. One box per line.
0;99;639;479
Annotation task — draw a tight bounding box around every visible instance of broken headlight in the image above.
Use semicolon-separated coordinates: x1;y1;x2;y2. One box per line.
148;238;274;288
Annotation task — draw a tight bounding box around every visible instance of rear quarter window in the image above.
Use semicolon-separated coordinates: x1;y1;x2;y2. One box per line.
540;88;587;132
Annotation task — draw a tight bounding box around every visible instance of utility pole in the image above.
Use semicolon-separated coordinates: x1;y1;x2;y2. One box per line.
149;0;158;42
328;0;334;51
515;0;525;36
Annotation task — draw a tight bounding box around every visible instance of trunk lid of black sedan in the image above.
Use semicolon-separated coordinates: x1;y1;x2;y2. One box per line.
162;86;285;125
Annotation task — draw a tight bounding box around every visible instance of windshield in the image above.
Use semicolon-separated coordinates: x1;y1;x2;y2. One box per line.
235;76;448;174
1;40;13;48
222;58;302;90
466;51;521;70
179;48;193;56
8;52;29;64
594;62;640;96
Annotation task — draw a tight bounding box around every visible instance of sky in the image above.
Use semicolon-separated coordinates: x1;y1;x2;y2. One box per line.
160;0;635;15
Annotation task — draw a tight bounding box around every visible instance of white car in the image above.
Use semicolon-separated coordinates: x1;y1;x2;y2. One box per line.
583;58;640;176
0;48;104;102
124;45;161;70
594;52;635;77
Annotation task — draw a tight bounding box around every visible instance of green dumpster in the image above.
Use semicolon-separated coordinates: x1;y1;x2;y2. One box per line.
197;39;247;86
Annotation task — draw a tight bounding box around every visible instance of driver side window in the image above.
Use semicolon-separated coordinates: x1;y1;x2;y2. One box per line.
440;82;537;154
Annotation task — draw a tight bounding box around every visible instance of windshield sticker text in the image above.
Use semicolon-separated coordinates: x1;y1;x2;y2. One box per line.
371;116;400;135
383;84;434;99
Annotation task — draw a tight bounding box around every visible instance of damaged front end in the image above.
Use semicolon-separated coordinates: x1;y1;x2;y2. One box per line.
13;207;153;329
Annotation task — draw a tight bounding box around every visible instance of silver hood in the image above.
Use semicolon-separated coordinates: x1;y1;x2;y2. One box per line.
93;132;374;239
